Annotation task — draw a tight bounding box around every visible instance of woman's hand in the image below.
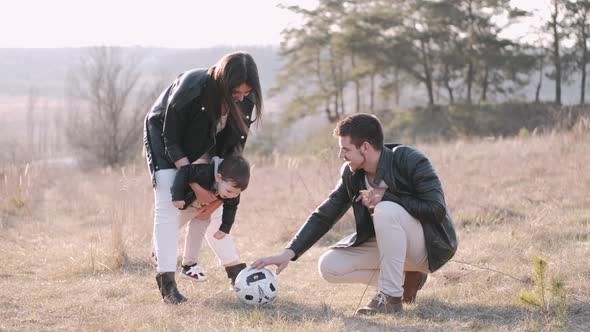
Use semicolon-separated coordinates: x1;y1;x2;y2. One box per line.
194;199;223;219
213;230;227;240
190;182;218;205
172;200;185;209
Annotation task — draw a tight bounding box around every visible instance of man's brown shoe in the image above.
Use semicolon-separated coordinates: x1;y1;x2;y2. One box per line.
403;271;428;304
355;292;403;315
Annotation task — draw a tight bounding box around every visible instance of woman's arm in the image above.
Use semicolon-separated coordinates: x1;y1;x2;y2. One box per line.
174;157;189;168
170;165;191;202
162;102;190;164
189;183;217;203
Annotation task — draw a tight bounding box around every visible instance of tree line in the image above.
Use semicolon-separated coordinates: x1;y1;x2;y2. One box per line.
272;0;590;122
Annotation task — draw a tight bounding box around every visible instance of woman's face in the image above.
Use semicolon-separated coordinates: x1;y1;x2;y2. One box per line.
232;83;252;102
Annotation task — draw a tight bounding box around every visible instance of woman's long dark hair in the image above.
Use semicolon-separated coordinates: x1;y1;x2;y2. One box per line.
206;51;263;136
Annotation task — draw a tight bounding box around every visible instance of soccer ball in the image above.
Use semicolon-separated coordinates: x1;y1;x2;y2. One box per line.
234;266;278;306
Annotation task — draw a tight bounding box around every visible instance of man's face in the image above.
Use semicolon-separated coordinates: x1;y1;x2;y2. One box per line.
232;83;251;103
338;136;366;171
216;175;242;199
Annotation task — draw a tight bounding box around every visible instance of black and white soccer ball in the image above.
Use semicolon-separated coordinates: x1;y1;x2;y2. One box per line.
234;266;278;306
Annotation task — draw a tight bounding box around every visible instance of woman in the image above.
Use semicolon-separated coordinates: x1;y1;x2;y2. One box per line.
143;51;262;304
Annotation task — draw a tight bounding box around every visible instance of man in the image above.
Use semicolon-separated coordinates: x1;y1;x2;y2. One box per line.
253;113;457;315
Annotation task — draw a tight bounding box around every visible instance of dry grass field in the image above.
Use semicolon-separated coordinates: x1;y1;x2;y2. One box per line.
1;125;589;331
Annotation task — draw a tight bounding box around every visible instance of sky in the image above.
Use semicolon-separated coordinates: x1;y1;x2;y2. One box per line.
500;0;552;44
0;0;317;48
0;0;549;48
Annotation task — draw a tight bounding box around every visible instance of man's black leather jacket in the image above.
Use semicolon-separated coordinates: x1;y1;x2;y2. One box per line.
143;68;255;187
286;144;458;272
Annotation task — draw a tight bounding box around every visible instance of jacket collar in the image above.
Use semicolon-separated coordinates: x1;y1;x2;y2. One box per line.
351;144;401;190
373;144;402;190
373;146;391;186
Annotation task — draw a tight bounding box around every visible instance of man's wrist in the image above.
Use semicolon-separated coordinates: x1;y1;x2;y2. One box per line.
282;249;296;260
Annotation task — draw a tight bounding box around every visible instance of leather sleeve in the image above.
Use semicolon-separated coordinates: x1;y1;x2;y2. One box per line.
162;80;190;163
286;175;352;261
170;165;190;201
387;147;446;224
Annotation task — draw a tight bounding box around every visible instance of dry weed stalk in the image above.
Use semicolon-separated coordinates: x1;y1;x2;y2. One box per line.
109;198;128;271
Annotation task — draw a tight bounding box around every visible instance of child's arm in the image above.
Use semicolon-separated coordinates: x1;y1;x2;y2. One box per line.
186;163;217;206
213;230;226;239
171;164;214;209
186;163;214;187
171;165;192;209
216;195;240;238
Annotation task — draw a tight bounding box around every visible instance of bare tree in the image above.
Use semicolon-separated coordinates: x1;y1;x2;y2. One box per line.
566;0;590;105
535;47;546;103
547;0;566;105
65;46;162;167
26;85;38;159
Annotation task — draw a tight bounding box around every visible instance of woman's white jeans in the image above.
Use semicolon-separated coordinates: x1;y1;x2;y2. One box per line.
153;169;240;273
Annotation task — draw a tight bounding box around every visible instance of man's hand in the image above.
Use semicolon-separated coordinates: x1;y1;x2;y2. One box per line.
172;200;185;209
190;182;218;205
194;199;223;219
251;249;296;275
355;187;385;209
213;230;226;240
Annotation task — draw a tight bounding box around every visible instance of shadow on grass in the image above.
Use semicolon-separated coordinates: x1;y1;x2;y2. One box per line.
411;299;525;327
207;298;340;322
413;298;590;330
203;298;472;330
342;299;536;330
566;300;590;329
205;296;540;330
205;298;393;329
121;257;154;274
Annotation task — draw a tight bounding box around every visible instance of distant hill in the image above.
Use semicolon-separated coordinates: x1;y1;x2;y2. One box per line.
0;46;586;105
0;46;282;97
1;46;588;162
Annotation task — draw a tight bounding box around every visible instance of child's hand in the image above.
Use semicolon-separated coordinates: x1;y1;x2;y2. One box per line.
213;230;226;240
172;200;185;209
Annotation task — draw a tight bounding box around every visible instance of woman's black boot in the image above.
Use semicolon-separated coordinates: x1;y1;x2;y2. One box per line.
156;272;187;304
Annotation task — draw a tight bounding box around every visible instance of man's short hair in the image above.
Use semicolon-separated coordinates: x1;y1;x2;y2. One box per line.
333;113;384;150
218;155;250;190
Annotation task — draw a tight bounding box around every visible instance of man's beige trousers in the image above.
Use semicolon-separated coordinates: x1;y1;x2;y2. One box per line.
318;201;429;297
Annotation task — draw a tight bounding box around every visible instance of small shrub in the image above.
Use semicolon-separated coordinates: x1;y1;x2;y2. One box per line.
10;195;26;209
518;127;530;137
517;256;568;330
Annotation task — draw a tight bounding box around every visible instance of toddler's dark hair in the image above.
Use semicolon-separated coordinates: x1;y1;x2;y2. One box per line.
218;155;250;190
